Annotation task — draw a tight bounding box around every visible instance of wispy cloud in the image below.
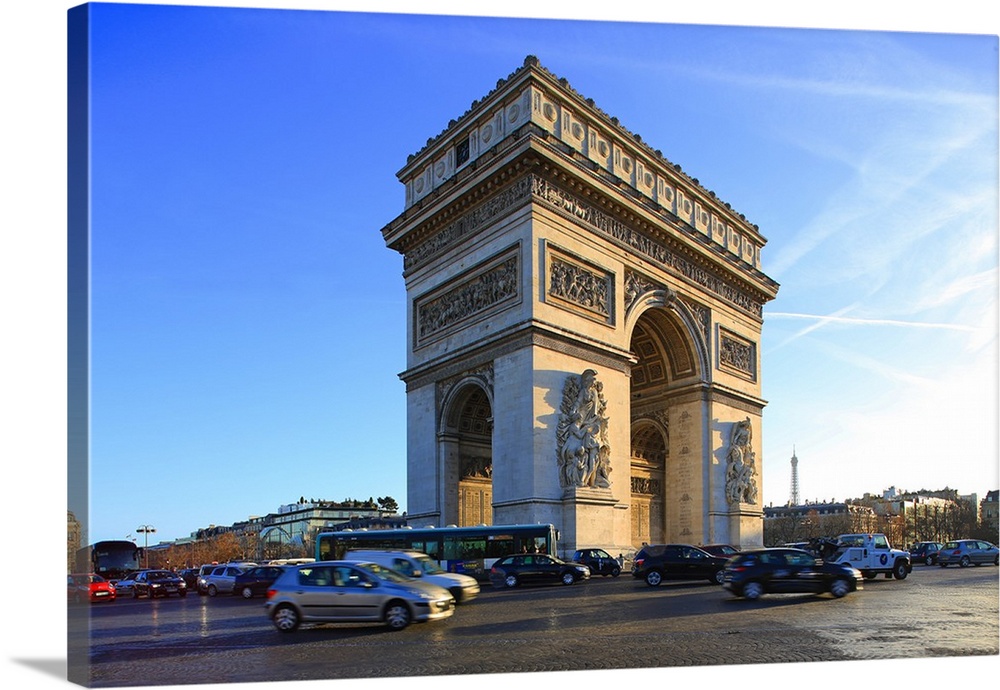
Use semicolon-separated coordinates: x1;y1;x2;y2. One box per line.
766;311;980;332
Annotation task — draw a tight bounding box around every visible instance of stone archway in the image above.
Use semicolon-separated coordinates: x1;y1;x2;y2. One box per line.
440;383;493;527
628;299;706;547
630;420;666;545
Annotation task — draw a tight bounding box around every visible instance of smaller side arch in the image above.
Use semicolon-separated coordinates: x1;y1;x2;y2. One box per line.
437;375;494;527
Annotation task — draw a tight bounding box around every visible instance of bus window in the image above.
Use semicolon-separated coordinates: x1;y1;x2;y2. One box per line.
486;538;513;558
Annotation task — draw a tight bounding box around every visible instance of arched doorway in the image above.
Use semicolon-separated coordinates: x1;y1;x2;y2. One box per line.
441;384;494;527
630;421;666;545
628;302;703;547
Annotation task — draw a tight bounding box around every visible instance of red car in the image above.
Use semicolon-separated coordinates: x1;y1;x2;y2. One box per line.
68;573;117;604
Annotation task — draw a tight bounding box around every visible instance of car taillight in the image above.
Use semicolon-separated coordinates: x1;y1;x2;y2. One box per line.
730;566;748;573
634;558;644;568
952;549;962;555
266;589;277;599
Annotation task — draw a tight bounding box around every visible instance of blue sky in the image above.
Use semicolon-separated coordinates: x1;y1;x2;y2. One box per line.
75;3;1000;544
2;2;998;689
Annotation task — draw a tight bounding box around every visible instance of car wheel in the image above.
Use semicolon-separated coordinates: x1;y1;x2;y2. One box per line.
384;601;412;631
561;572;576;585
862;571;876;580
711;569;725;585
829;578;851;598
925;555;933;566
449;587;463;603
995;555;999;566
742;581;764;600
241;586;254;599
892;560;908;580
610;567;621;578
208;585;218;597
959;556;970;568
272;604;300;633
645;570;663;587
939;563;948;567
133;589;140;599
503;574;519;589
179;590;187;597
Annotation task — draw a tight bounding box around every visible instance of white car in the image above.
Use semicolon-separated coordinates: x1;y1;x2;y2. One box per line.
345;549;480;603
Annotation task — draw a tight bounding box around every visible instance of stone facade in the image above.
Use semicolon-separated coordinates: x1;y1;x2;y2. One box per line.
380;57;779;558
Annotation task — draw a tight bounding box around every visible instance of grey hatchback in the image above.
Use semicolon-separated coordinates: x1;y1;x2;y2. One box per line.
264;561;456;632
937;540;999;567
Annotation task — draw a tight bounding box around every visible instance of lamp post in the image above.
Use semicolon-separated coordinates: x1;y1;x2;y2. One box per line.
137;525;156;569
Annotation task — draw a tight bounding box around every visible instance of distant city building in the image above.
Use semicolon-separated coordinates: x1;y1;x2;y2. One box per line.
981;490;998;534
184;499;404;559
763;501;878;545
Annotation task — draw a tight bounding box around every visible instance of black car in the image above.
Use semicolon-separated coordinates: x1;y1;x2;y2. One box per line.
177;568;200;590
572;548;622;577
489;553;590;588
909;541;944;566
701;544;740;558
723;548;862;600
631;544;729;586
116;569;188;598
233;565;288;599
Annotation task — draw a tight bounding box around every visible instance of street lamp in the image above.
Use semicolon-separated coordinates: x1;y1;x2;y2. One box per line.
137;525;156;569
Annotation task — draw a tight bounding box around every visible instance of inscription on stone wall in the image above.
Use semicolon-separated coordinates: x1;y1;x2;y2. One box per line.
673;408;695;537
415;253;519;345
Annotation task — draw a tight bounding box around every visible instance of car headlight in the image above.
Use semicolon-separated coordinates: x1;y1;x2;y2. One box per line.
408;589;435;600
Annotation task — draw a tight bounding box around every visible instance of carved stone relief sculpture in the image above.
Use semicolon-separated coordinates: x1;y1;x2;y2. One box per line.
556;369;612;489
725;416;758;505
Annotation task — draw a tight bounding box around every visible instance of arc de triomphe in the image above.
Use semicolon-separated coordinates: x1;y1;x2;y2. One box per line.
380;57;779;558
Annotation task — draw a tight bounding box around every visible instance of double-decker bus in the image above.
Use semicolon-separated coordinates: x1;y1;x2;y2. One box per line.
75;540;141;582
315;524;560;580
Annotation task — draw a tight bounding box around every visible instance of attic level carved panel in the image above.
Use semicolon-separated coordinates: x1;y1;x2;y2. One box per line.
717;327;757;382
414;246;521;348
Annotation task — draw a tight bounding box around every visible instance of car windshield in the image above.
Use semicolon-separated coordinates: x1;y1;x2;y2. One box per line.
355;562;411;583
148;571;174;581
413;555;444;575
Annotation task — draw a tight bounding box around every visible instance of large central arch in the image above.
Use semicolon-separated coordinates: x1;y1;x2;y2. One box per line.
627;292;708;547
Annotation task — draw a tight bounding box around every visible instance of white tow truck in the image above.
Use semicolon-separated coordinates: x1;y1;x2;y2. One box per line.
826;533;911;580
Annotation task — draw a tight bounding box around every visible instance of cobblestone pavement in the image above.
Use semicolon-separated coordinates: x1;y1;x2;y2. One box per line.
80;563;998;687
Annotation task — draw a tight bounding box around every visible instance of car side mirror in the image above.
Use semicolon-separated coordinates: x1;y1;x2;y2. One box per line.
411;570;422;578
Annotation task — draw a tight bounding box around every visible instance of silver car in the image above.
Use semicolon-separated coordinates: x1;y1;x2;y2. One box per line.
937;540;1000;567
201;565;247;597
264;561;456;632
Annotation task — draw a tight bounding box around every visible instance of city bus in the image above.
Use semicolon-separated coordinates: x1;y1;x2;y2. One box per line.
315;524;560;579
75;540;142;583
